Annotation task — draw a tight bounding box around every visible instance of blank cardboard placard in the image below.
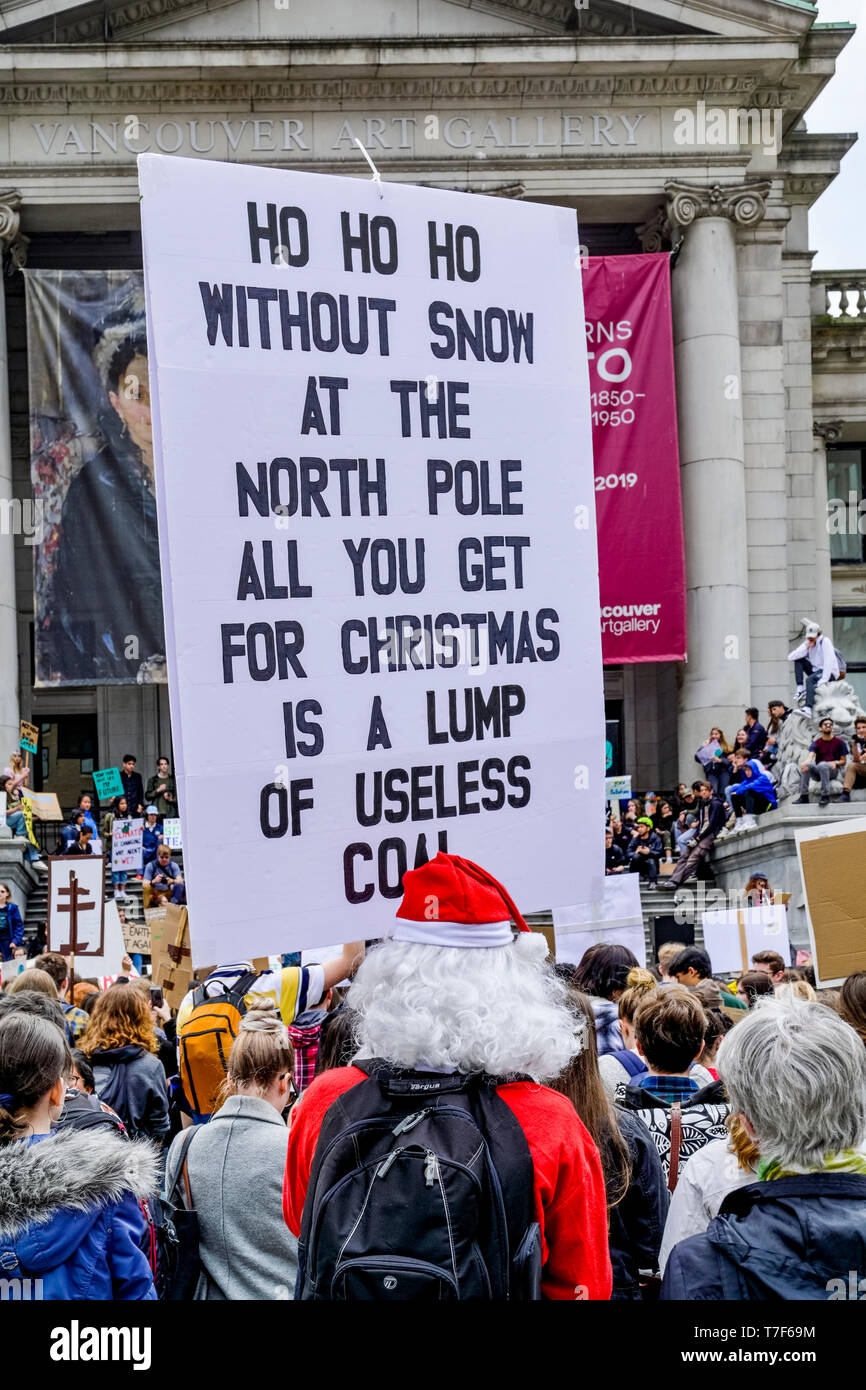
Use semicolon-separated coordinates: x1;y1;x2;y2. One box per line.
797;819;866;987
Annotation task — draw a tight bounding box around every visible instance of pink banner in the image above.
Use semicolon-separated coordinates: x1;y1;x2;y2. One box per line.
583;254;686;664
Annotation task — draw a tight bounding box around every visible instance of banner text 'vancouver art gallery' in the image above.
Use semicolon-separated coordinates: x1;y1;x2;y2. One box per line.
140;154;603;959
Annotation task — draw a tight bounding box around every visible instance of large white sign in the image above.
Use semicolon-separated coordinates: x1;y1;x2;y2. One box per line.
140;153;602;961
47;855;106;959
552;874;646;968
111;818;144;872
702;905;790;977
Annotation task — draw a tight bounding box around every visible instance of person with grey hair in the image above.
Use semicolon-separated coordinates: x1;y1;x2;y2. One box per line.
661;998;866;1299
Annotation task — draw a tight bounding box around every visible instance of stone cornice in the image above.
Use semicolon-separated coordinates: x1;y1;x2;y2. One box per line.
665;178;772;228
0;72;804;107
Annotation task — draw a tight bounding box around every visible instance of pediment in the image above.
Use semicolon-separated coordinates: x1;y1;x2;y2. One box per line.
0;0;817;45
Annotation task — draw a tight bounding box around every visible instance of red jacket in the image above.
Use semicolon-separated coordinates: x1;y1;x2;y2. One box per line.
283;1065;612;1301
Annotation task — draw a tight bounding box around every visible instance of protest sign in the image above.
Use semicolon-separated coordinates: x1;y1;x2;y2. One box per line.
112;817;144;872
47;855;106;959
121;914;152;957
701;904;790;977
93;766;124;800
162;817;182;848
150;903;193;1007
604;775;631;801
796;817;866;986
19;719;39;754
140;153;602;962
552;873;646;967
21;790;63;821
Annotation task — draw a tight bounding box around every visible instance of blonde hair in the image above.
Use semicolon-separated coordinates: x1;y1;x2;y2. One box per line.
219;997;293;1105
617;967;657;1024
7;969;57;999
775;979;817;1003
657;942;687;975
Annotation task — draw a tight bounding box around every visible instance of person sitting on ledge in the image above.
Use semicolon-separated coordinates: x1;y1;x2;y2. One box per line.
726;752;777;832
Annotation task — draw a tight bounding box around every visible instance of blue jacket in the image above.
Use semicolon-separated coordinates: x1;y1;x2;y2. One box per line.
0;1129;158;1300
591;996;625;1056
90;1044;171;1144
662;1173;866;1300
728;759;777;808
0;902;24;958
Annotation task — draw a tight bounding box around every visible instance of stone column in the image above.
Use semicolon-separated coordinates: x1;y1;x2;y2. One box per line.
665;180;771;780
0;192;27;760
812;419;842;637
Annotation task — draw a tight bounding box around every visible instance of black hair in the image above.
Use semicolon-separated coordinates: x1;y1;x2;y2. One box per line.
121;754;136;764
573;943;640;1001
106;334;148;395
690;781;703;792
668;946;712;980
745;707;759;720
70;1049;95;1092
314;1004;357;1076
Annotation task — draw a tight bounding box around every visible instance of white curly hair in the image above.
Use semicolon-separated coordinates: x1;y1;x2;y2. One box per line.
347;933;584;1082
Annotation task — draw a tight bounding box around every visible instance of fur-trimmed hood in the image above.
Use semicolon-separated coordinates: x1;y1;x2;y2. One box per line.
0;1129;159;1269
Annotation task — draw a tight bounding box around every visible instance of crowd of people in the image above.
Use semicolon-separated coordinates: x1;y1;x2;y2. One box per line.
1;850;864;1303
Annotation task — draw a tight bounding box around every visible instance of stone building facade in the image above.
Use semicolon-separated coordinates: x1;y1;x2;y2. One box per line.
0;0;860;802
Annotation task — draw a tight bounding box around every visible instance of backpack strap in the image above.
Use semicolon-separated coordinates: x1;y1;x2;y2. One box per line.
225;970;262;1015
667;1102;683;1192
168;1126;200;1210
472;1079;537;1297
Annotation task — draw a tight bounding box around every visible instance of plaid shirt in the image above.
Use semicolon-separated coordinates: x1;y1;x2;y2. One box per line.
636;1073;700;1103
62;1002;90;1045
287;1016;326;1095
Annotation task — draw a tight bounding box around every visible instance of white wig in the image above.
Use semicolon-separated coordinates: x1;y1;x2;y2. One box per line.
347;933;584;1083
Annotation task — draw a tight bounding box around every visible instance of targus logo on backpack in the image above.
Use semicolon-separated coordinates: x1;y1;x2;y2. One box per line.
49;1321;152;1371
383;1276;398;1291
408;1082;441;1091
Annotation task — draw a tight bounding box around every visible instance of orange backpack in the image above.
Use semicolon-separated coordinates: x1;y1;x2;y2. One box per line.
178;972;259;1118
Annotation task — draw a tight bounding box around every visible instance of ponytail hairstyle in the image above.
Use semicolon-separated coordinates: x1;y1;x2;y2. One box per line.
0;1014;71;1144
617;967;657;1026
218;997;294;1108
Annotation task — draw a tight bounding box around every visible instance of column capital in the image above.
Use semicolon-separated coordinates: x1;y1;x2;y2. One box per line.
0;190;28;269
665;179;772;231
813;418;844;444
635;205;672;254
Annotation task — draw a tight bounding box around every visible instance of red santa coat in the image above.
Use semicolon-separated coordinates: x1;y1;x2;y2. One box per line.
283;1065;612;1301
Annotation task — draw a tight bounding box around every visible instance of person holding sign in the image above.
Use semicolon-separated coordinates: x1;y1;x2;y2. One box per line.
142;806;164;868
3;750;30;801
0;779;47;872
119;755;145;817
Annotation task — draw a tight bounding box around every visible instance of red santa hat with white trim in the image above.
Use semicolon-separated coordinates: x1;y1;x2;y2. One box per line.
390;852;529;949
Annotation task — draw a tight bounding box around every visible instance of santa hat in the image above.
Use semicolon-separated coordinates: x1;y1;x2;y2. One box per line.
391;852;529;949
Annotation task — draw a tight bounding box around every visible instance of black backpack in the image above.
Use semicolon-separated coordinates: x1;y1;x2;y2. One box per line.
295;1061;542;1301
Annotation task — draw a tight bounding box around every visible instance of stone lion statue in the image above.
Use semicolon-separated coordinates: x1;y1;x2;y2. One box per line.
773;680;866;801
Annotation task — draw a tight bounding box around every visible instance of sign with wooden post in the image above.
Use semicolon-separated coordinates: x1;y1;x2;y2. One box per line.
19;720;39;755
47;856;106;983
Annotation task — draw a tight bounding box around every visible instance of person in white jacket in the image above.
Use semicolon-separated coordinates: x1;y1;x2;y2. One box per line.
788;621;840;717
658;1135;758;1272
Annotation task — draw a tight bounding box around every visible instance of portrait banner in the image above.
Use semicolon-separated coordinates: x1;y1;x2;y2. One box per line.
25;269;166;686
582;255;686;664
140;153;604;961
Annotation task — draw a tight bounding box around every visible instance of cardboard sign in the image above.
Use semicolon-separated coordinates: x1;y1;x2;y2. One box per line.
120;915;151;957
19;720;39;754
796;817;866;987
150;902;192;1007
93;766;125;800
604;775;632;800
47;855;106;958
112;818;144;872
701;905;790;976
20;790;63;822
162;817;182;848
139;153;602;962
552;873;646;967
